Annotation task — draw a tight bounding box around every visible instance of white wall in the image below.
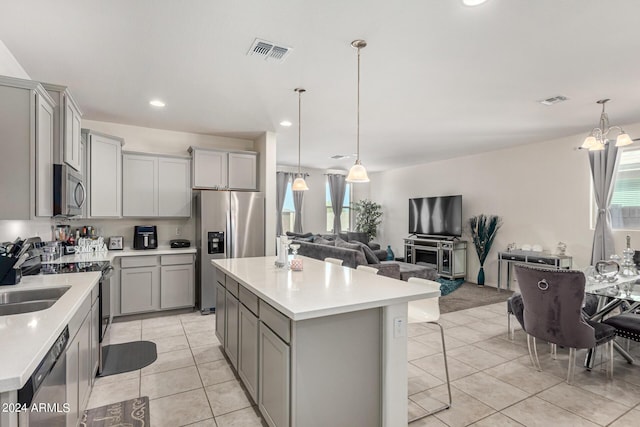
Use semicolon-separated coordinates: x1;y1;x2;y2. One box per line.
368;122;640;288
256;132;277;255
0;40;29;79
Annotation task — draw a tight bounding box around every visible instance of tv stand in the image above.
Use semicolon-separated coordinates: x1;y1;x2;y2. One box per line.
404;236;467;280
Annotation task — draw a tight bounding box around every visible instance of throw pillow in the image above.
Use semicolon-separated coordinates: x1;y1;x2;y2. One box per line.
347;231;369;244
351;241;380;264
335;238;361;252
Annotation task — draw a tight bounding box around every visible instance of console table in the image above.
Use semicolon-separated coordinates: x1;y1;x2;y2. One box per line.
404;237;467;279
497;250;573;290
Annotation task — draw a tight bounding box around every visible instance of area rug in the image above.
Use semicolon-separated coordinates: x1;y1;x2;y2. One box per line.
437;278;465;296
100;341;157;377
80;396;149;427
439;282;513;313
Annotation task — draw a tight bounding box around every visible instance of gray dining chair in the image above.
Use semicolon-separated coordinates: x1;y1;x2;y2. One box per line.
514;265;616;384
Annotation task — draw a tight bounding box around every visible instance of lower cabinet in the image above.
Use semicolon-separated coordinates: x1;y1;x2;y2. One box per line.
215;281;226;345
120;266;160;314
225;290;239;369
258;323;290;427
66;284;96;427
116;253;195;316
238;304;259;401
160;264;194;309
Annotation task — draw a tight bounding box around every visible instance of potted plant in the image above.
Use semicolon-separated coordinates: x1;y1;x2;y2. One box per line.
468;214;502;286
353;199;383;241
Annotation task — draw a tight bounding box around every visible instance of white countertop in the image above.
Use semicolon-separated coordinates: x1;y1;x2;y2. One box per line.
212;256;439;321
44;246;197;264
0;272;101;392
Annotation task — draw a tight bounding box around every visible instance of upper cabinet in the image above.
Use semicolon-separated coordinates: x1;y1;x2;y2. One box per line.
0;76;55;219
189;147;258;191
42;83;83;172
82;129;124;218
123;152;191;218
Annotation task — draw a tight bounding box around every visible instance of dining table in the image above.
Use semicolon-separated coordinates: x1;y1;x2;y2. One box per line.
584;273;640;367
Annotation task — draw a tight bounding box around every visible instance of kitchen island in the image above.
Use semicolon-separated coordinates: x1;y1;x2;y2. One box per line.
212;256;440;427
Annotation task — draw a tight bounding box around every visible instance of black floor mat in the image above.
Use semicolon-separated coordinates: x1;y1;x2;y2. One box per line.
81;396;149;426
100;341;157;377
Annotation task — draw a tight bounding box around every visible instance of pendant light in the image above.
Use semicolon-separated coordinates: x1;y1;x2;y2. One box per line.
346;39;370;183
580;99;633;151
291;88;309;191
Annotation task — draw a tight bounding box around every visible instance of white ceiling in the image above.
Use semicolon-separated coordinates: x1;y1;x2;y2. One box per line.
2;0;640;172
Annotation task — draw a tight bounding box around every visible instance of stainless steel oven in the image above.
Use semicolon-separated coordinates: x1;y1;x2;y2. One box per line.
18;326;69;427
53;164;85;217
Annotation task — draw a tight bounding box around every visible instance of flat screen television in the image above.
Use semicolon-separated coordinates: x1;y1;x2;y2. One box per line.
408;195;462;237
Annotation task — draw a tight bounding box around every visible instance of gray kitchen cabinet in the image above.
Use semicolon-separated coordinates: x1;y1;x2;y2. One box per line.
215;281;226;345
91;292;100;377
158;156;191;217
120;266;160;314
43;83;83;172
225;290;240;369
160;264;194;309
238;304;259;401
83;129;124;218
228;151;258;190
0;76;55;219
258;322;290;427
122;152;191;217
123;153;158;217
190;147;228;189
66;287;93;427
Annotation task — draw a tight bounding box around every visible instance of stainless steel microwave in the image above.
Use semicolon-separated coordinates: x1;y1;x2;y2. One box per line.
53;164;85;217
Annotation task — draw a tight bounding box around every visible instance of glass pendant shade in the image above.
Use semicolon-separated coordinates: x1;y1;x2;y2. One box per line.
616;133;633;147
291;176;309;191
581;136;597;149
346;161;370;183
589;140;606;151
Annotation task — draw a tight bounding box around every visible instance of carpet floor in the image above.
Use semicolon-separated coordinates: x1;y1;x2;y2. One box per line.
439;282;513;313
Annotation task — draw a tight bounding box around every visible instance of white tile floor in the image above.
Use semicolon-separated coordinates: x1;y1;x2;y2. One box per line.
88;303;640;427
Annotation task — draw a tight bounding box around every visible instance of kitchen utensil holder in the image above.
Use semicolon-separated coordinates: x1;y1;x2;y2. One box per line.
0;256;20;285
1;267;21;285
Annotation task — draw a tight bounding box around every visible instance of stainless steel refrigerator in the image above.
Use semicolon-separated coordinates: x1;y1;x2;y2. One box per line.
196;190;265;314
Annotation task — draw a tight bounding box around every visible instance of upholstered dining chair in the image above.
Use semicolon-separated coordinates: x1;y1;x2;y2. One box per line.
356;265;379;274
406;277;451;421
324;257;343;266
603;312;640;351
514;265;616;383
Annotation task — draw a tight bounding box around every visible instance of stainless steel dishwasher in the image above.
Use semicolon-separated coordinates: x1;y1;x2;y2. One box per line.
18;326;69;427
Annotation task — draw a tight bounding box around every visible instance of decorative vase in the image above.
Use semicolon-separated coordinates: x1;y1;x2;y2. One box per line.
386;245;394;261
477;266;485;286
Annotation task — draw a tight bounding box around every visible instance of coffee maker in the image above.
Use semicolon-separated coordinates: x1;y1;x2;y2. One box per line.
133;226;158;250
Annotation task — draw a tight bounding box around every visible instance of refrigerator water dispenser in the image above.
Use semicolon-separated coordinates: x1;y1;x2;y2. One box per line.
208;232;225;254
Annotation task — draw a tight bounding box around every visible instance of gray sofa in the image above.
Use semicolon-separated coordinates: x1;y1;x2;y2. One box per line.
294;240;401;279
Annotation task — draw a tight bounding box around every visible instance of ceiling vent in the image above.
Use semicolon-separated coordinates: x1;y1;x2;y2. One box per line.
330;154;350;160
538;95;569;106
247;38;292;63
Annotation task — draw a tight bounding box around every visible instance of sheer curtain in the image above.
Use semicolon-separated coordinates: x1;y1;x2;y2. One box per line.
589;142;620;264
327;174;346;233
275;172;290;237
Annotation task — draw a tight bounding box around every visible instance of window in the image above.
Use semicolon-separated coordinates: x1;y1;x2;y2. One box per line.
609;148;640;230
326;181;351;232
281;181;295;233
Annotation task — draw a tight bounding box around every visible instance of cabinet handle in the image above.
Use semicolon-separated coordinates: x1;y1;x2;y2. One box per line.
538;260;545;263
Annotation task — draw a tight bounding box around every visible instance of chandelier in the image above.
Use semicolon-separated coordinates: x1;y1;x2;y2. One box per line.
581;99;633;151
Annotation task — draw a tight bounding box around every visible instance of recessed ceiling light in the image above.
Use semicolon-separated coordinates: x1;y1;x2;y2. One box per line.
280;120;292;127
462;0;488;6
149;99;166;107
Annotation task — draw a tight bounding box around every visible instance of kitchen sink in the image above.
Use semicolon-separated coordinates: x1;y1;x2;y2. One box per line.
0;287;70;315
0;287;70;305
0;300;57;316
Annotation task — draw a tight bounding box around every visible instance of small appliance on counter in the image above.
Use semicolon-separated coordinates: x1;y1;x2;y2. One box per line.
170;239;191;248
108;236;124;250
133;226;158;250
0;237;41;285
